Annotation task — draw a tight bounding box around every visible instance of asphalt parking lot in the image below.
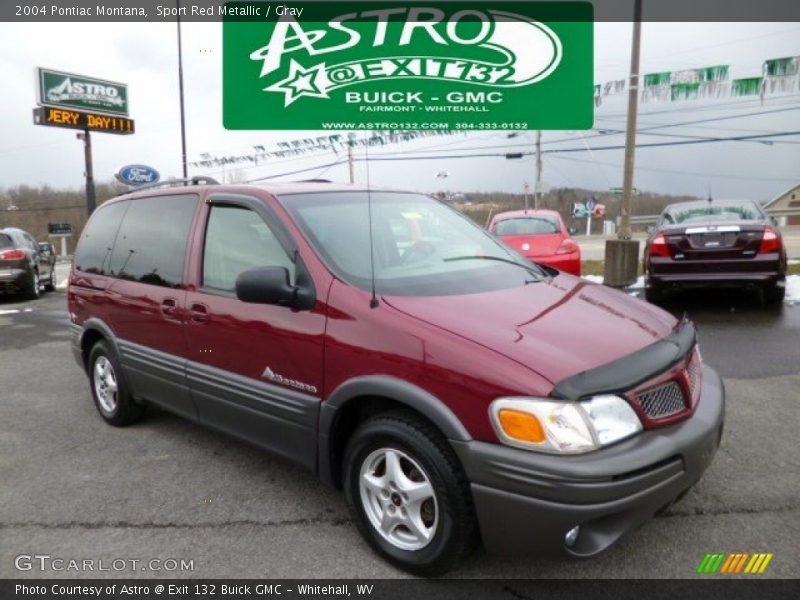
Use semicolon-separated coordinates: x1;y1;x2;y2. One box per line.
1;281;799;579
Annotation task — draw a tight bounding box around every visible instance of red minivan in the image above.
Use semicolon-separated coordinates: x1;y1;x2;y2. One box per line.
69;179;724;575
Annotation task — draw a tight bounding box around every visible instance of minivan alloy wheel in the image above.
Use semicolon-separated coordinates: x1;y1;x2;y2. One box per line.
359;447;439;551
93;356;118;414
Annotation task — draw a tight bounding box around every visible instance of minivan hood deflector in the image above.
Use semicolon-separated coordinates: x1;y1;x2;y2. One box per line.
551;318;696;400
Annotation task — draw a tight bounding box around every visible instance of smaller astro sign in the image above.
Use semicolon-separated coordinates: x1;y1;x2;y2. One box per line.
32;107;135;135
37;68;129;116
116;165;160;186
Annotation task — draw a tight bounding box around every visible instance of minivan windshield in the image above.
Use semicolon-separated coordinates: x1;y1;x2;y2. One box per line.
280;192;547;296
663;201;762;224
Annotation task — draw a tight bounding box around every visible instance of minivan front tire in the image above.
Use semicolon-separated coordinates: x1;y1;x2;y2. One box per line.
343;411;476;576
88;341;143;427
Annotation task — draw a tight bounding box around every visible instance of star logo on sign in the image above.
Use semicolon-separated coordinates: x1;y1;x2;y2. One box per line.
265;60;329;106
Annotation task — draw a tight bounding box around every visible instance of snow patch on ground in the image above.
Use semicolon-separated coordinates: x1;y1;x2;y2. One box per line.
582;275;603;285
0;308;32;316
582;275;644;291
56;279;68;290
786;275;800;305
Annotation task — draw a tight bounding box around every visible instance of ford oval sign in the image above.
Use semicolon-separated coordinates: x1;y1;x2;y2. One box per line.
116;164;160;186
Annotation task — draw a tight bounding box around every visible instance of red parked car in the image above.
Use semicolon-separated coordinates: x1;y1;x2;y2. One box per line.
69;179;724;575
489;209;581;275
644;199;787;303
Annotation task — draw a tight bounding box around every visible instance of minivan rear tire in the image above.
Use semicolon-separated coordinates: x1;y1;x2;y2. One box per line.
342;411;477;576
88;341;143;427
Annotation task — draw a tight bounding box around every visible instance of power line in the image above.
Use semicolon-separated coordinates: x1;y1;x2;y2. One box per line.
245;160;348;183
361;107;800;158
546;154;799;182
239;129;799;183
347;131;800;162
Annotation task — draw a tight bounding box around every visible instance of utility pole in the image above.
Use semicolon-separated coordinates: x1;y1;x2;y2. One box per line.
534;130;542;210
618;0;642;240
177;0;188;180
603;0;642;287
77;131;96;216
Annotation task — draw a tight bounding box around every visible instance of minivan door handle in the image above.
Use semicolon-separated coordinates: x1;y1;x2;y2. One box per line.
160;297;179;317
190;302;209;324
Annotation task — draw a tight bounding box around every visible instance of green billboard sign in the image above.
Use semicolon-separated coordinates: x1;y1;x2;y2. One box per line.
223;2;593;130
36;68;129;116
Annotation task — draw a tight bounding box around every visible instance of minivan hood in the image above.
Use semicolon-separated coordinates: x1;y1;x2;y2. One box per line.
383;275;677;390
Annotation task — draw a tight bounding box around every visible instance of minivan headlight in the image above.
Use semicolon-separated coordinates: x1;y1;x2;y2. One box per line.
489;396;642;454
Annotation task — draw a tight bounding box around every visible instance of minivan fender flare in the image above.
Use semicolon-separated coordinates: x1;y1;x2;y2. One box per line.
317;375;472;487
77;318;122;365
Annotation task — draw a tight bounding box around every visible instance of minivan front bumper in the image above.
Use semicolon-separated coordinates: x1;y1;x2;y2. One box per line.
451;365;725;557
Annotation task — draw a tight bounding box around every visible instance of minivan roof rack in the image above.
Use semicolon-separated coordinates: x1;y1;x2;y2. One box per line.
123;175;220;193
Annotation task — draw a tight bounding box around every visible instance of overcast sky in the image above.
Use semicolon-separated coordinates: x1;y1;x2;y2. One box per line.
0;20;798;201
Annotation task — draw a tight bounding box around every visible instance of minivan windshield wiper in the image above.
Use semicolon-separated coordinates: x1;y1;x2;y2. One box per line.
443;255;546;283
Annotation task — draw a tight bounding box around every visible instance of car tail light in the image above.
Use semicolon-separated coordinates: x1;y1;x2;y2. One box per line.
758;227;782;254
648;234;670;258
0;249;25;260
555;239;578;255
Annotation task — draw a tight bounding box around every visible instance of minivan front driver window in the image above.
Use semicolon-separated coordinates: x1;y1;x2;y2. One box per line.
203;204;295;292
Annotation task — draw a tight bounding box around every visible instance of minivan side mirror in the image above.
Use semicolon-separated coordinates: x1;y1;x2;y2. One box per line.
235;267;315;310
567;227;578;235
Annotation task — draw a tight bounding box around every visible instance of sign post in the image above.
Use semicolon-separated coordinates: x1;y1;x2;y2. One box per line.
33;68;133;217
585;197;596;236
80;132;96;215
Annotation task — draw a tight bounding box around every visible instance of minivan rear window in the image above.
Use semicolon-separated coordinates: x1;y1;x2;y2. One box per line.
109;195;198;288
75;201;130;275
0;234;13;250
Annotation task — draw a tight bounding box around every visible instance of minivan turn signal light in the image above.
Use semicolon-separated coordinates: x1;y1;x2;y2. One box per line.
497;409;546;444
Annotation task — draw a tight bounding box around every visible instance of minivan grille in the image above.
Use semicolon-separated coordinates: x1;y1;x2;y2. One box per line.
636;381;686;419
